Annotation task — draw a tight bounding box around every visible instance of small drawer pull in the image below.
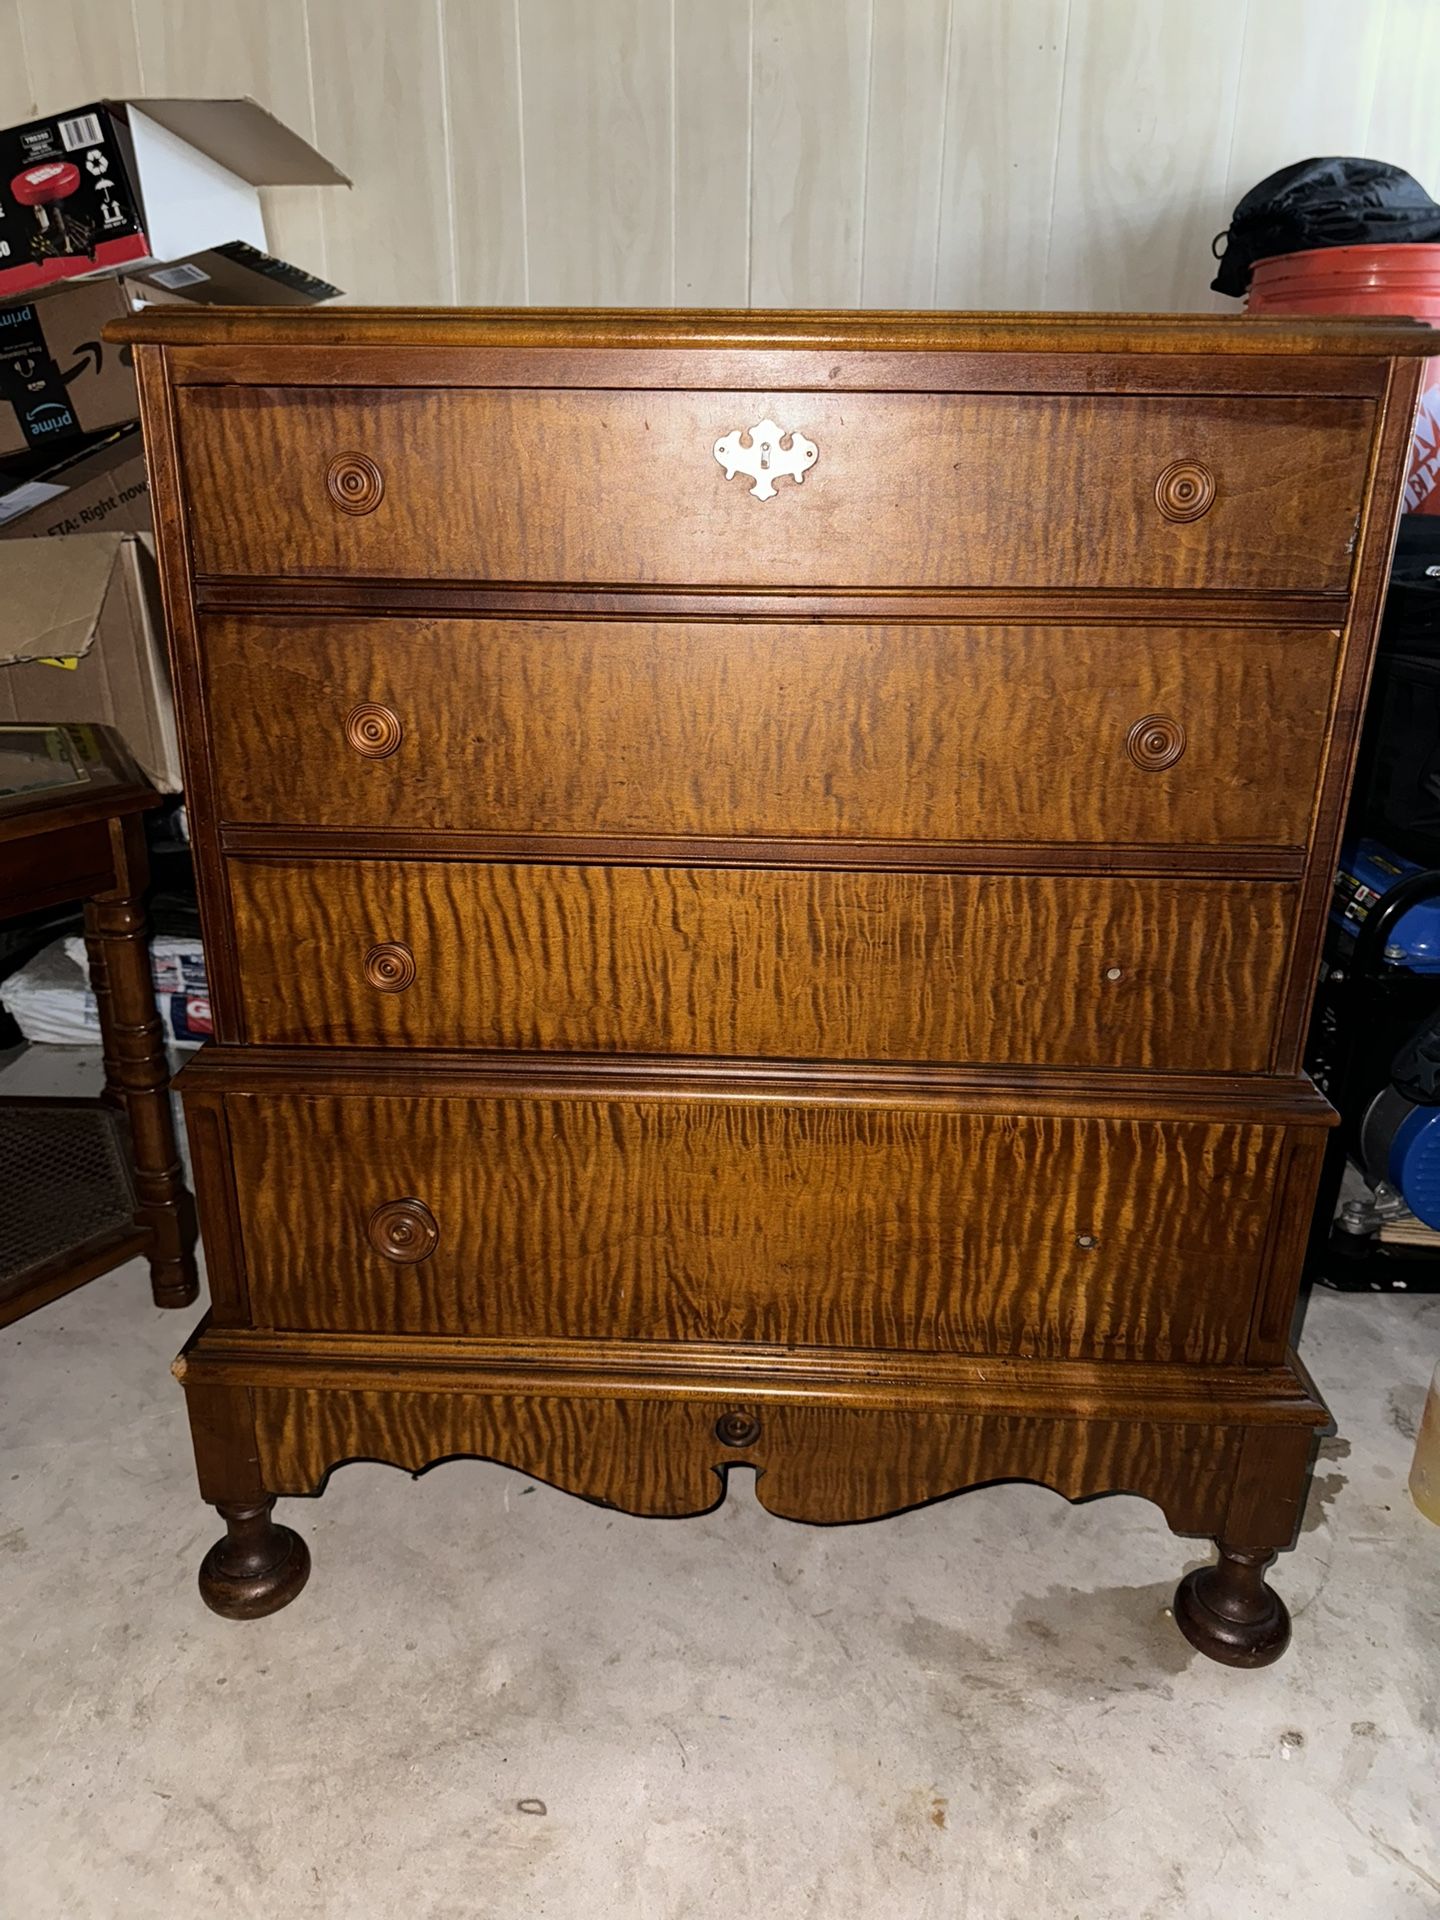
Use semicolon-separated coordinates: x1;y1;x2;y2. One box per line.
345;703;403;758
368;1197;439;1263
1154;461;1215;523
1126;714;1186;772
326;451;384;514
364;941;416;992
715;1410;762;1448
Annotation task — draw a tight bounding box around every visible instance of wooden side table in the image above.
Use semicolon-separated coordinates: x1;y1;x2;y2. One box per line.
0;722;199;1325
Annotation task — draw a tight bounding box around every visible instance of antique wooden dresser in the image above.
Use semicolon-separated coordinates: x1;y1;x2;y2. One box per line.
116;308;1427;1666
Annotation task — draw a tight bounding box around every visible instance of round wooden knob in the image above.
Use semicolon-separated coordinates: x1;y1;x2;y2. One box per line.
363;941;416;992
326;451;384;515
1154;460;1215;522
345;703;402;758
715;1410;762;1448
1126;714;1187;771
367;1197;438;1263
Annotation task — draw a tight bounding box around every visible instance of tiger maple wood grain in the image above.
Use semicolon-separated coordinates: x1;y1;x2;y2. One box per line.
176;385;1371;592
203;615;1339;849
122;313;1424;1634
227;857;1296;1071
227;1090;1280;1362
250;1384;1242;1529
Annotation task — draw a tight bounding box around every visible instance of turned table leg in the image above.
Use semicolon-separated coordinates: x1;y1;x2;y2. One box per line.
82;909;124;1110
90;817;198;1309
199;1499;312;1619
1173;1543;1292;1668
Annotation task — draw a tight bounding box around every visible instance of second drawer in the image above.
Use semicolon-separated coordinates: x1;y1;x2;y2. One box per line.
226;857;1297;1072
201;615;1339;850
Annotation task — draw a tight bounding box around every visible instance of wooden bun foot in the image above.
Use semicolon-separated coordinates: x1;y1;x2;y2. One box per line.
199;1498;310;1620
1173;1542;1291;1668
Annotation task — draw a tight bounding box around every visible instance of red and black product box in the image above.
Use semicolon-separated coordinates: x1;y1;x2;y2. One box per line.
0;96;349;300
0;105;148;289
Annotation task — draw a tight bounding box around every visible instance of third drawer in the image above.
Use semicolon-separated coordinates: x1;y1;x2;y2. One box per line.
225;856;1298;1072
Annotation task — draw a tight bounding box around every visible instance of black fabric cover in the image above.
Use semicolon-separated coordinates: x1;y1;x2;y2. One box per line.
1390;1008;1440;1103
1212;157;1440;297
1350;520;1440;864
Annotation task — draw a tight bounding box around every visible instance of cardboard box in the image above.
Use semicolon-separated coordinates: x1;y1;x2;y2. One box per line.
0;531;179;789
0;425;149;538
120;238;341;308
0;248;341;459
0;277;169;458
0;96;348;298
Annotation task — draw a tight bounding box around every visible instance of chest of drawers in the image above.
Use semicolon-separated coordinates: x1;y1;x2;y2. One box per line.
117;308;1426;1665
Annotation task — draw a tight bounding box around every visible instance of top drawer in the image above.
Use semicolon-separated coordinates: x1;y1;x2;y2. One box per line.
175;385;1373;592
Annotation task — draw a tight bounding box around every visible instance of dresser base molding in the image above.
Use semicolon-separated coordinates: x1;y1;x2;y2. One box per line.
174;1046;1338;1122
175;1321;1325;1655
175;1322;1330;1423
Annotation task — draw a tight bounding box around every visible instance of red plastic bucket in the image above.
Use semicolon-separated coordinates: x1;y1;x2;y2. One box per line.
1248;243;1440;513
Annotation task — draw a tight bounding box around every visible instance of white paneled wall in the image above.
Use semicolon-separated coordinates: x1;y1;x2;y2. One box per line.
3;0;1439;310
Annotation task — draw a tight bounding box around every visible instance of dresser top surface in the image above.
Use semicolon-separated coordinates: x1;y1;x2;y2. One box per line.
108;305;1436;358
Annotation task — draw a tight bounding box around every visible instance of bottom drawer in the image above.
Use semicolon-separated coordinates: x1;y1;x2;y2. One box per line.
210;1083;1300;1365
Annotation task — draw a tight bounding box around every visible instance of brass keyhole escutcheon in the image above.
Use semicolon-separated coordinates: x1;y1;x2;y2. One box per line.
364;941;416;992
713;419;818;500
368;1197;439;1264
715;1410;762;1448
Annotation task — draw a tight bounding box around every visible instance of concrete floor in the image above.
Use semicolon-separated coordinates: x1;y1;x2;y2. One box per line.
2;1058;1439;1917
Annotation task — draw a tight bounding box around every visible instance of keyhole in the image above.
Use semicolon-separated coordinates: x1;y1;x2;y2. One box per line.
759;443;771;469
